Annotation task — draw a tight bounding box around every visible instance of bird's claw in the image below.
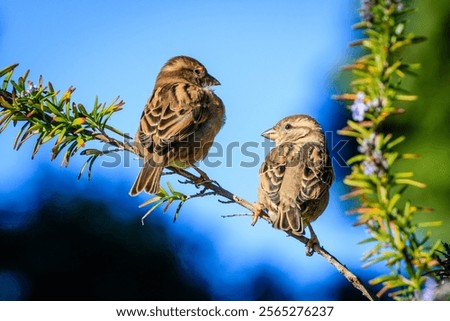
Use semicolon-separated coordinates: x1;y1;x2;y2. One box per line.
305;235;319;257
191;164;212;186
251;203;263;226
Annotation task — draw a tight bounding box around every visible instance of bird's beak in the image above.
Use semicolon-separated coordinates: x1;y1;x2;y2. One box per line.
206;74;221;86
261;128;277;140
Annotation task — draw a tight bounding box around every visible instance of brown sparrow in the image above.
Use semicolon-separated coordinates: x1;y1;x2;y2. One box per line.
254;115;334;256
130;56;225;195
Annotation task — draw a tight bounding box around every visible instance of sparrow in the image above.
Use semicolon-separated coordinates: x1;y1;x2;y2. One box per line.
254;115;334;256
130;56;225;195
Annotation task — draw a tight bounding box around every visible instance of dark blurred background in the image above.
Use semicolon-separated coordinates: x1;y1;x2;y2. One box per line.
0;168;366;300
0;0;448;300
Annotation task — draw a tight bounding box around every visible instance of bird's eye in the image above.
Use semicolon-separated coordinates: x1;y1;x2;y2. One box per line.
193;68;203;76
284;124;292;130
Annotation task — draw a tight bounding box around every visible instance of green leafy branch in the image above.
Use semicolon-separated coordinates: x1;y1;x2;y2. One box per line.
0;64;130;180
139;182;188;224
139;181;220;224
335;0;442;300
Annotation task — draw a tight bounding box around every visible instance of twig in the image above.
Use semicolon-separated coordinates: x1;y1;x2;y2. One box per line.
188;191;217;199
221;213;253;218
91;133;378;301
218;199;235;204
162;171;178;176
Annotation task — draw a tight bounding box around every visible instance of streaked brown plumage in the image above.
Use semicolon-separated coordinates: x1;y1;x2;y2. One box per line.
254;115;334;256
130;56;225;195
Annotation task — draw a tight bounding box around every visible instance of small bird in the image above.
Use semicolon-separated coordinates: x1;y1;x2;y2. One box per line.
254;115;334;256
130;56;225;195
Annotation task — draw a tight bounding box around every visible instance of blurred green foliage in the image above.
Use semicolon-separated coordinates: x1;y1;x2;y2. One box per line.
387;0;450;242
337;0;448;299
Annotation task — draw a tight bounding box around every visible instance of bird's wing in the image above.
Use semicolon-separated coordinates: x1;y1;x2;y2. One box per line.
293;142;334;203
137;83;210;153
282;142;334;231
262;142;333;234
259;143;291;206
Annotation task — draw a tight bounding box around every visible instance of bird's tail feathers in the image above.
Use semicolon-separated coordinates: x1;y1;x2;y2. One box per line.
129;163;163;196
275;205;304;235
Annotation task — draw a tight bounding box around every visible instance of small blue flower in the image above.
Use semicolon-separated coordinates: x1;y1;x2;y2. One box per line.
360;0;375;22
351;92;369;122
358;132;376;154
362;159;377;175
360;0;405;21
351;103;366;121
368;98;384;113
359;133;389;176
373;150;388;171
386;0;404;11
355;92;366;102
27;81;38;94
421;277;437;301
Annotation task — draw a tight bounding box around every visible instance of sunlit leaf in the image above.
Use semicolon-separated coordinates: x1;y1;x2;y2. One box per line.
395;178;426;188
395;94;418;101
417;221;442;228
387;193;402;213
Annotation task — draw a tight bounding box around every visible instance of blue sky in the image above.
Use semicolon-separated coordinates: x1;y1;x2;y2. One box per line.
0;0;384;299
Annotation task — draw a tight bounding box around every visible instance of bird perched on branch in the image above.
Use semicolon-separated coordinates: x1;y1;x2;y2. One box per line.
254;115;334;256
130;56;225;195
